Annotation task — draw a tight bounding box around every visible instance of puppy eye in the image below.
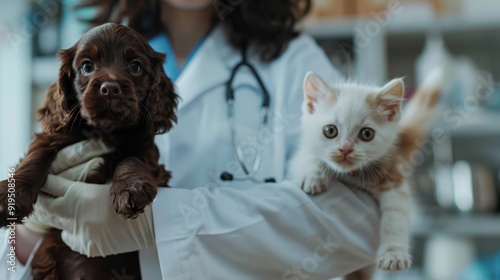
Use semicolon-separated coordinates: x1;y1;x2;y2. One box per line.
82;60;94;75
130;61;142;74
323;125;338;139
359;128;375;142
81;61;94;75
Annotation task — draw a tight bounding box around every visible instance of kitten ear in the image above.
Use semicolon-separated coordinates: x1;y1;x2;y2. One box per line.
376;78;405;121
303;71;330;114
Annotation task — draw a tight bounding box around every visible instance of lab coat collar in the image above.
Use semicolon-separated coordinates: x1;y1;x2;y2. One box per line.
175;25;240;111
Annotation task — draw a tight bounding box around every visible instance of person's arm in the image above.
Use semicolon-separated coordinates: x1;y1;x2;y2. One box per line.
27;145;379;279
152;181;378;279
0;226;43;280
14;225;43;265
29;175;378;279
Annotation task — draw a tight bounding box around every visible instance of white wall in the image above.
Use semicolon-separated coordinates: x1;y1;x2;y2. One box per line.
0;0;32;177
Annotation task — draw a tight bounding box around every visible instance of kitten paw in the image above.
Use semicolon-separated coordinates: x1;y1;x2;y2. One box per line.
300;175;327;195
377;248;412;271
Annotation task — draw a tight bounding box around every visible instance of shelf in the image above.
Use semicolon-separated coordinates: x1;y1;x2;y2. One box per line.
387;16;500;34
300;17;363;38
302;16;500;39
32;56;59;87
431;109;500;136
412;213;500;237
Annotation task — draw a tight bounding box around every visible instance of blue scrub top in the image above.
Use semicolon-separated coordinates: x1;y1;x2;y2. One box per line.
148;33;207;82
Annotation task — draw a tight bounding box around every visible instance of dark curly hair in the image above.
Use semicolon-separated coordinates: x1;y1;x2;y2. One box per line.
76;0;311;62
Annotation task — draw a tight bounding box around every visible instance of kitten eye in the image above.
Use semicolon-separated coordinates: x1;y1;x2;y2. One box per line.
130;61;142;74
81;61;94;75
359;128;375;142
323;125;338;139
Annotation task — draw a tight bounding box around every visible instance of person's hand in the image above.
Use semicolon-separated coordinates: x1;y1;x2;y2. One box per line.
24;139;113;234
30;175;156;257
27;140;156;257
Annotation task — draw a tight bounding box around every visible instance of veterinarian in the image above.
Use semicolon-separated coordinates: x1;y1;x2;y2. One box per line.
2;0;380;279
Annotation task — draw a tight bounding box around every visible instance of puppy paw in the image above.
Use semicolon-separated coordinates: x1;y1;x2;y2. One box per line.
0;180;37;227
376;247;412;271
110;177;157;219
300;174;328;195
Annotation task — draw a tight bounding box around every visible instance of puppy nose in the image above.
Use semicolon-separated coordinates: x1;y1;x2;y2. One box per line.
100;82;121;97
339;147;353;156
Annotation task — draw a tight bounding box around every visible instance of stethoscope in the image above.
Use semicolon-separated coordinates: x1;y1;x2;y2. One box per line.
219;46;276;184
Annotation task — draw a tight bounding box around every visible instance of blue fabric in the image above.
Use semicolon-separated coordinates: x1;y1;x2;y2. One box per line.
460;252;500;280
148;33;207;82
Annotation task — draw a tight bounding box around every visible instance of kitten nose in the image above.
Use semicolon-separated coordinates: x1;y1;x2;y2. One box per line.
100;82;121;97
339;147;353;156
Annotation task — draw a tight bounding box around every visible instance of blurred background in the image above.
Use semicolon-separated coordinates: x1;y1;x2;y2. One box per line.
1;0;500;279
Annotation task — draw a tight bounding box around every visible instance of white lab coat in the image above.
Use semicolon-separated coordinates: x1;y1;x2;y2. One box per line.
1;25;379;280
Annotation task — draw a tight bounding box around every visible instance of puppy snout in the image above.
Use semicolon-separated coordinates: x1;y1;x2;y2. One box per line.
100;82;121;97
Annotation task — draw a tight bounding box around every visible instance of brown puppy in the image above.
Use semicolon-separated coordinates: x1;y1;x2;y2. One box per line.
0;23;178;279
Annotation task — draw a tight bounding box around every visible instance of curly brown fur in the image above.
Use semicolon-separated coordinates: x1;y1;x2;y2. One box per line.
0;23;177;279
32;229;141;280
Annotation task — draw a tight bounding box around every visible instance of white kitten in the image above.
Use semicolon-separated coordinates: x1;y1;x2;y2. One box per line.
291;71;442;274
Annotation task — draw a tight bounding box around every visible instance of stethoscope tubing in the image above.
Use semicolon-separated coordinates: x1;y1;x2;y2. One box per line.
221;46;275;183
228;100;263;178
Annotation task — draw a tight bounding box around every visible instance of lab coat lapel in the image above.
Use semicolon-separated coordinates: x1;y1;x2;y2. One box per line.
175;26;240;111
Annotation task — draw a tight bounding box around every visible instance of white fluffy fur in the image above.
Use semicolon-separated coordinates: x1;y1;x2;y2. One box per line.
301;87;399;171
291;72;412;272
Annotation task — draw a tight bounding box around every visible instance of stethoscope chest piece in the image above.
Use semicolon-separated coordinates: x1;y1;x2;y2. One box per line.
220;171;276;183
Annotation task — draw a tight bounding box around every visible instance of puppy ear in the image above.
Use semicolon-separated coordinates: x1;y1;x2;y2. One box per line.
37;45;78;133
144;50;178;134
